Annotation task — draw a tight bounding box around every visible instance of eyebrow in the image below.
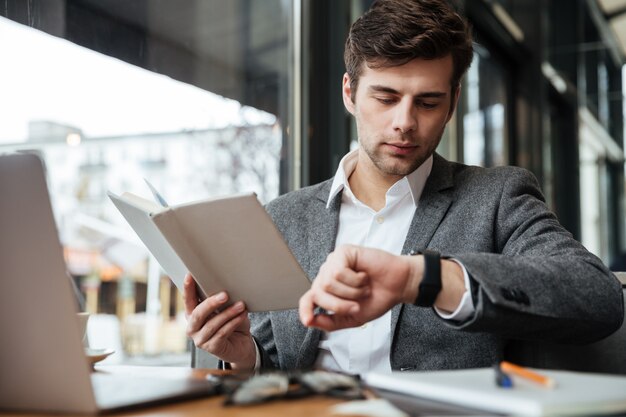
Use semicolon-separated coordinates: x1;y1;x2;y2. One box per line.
368;85;448;98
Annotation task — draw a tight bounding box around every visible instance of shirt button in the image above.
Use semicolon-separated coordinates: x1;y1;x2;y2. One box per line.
376;216;384;224
360;323;368;329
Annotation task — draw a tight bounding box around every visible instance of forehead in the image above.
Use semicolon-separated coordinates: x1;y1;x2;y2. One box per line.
359;55;454;93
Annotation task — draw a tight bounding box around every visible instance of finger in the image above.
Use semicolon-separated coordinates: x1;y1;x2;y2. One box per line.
183;274;198;316
307;310;361;331
318;275;370;300
192;301;246;342
307;312;342;331
206;312;249;354
310;290;360;316
334;269;368;288
187;291;230;333
299;290;316;326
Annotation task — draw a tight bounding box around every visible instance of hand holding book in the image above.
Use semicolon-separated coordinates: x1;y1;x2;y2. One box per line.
182;274;257;371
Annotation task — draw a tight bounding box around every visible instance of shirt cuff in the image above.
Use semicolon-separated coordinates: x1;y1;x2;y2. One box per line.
434;258;475;322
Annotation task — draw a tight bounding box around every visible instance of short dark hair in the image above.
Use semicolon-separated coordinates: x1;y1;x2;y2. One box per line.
344;0;473;100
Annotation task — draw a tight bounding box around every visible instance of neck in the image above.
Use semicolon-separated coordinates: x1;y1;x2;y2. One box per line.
347;153;402;212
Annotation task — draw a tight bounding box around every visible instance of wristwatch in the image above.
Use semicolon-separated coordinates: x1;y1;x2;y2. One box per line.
414;250;442;307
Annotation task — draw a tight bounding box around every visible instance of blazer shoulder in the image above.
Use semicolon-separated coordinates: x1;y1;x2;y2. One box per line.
266;179;332;220
449;161;540;190
434;157;544;204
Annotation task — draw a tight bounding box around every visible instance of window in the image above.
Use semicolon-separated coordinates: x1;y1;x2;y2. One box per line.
0;0;294;365
461;45;510;167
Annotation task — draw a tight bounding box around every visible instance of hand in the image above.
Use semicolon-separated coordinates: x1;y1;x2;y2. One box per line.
299;245;419;331
183;274;256;370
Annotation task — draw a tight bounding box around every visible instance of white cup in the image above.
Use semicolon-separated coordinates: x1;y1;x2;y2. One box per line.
76;312;90;346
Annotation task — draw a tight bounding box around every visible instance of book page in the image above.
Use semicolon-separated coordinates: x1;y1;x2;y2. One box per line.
108;191;188;290
119;192;164;214
151;193;311;311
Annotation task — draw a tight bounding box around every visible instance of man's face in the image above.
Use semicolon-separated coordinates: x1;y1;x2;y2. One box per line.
343;55;459;179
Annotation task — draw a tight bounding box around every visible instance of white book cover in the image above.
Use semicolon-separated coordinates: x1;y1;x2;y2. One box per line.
108;188;311;312
364;368;626;416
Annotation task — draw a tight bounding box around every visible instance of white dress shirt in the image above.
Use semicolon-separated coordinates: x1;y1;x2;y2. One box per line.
313;150;475;375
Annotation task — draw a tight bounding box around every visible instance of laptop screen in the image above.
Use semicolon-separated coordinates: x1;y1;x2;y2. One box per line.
0;153;100;413
0;153;216;415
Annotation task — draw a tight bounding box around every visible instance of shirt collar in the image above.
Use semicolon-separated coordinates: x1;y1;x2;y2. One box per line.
326;149;433;208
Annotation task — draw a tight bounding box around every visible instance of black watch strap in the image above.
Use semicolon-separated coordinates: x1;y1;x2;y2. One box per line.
414;250;442;307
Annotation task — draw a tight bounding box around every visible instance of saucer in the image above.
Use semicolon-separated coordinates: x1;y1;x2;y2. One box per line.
85;348;115;366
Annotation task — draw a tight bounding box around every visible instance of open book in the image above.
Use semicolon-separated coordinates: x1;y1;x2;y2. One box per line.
108;185;311;312
364;367;626;416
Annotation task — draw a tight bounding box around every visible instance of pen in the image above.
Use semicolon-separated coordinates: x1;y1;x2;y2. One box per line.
500;361;556;389
494;364;513;388
144;178;169;207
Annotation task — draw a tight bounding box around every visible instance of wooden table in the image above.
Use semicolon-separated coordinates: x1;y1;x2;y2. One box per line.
0;366;351;417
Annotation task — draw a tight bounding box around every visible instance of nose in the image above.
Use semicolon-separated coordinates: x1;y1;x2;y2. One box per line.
392;98;417;134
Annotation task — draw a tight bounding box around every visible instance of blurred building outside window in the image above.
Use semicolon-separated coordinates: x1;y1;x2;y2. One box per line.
0;7;288;366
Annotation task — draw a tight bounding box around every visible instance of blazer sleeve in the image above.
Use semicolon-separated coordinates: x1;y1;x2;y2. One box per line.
447;168;624;344
249;311;280;369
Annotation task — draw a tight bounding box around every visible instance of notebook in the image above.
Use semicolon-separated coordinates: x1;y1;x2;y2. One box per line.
108;188;311;311
364;367;626;416
0;153;216;415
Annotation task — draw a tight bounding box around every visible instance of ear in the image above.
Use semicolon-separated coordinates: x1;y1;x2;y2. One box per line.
342;73;356;115
445;85;461;124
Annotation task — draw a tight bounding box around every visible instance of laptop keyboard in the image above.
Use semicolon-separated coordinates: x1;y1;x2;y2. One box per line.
92;373;216;411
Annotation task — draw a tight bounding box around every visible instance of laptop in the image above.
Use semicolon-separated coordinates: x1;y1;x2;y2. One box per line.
0;153;216;414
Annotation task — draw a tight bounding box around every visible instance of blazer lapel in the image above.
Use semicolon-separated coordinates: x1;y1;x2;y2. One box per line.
392;154;455;337
401;154;455;255
296;180;341;368
304;180;342;278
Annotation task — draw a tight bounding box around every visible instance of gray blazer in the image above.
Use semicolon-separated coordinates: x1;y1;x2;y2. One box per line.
250;154;624;371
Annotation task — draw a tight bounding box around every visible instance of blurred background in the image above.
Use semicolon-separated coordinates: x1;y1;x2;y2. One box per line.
0;0;624;366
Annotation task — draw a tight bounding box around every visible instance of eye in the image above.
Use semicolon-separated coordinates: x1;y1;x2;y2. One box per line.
374;96;397;105
418;101;439;109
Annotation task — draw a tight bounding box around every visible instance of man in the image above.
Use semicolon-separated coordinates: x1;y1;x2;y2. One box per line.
184;0;624;374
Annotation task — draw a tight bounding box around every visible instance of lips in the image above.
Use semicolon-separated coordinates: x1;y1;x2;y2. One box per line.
385;143;417;156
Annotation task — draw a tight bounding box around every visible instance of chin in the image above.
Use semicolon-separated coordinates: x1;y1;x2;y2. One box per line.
367;149;427;176
380;163;419;177
383;157;425;176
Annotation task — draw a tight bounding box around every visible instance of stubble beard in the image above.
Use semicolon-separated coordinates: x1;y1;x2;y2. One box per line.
361;131;443;177
366;147;424;176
